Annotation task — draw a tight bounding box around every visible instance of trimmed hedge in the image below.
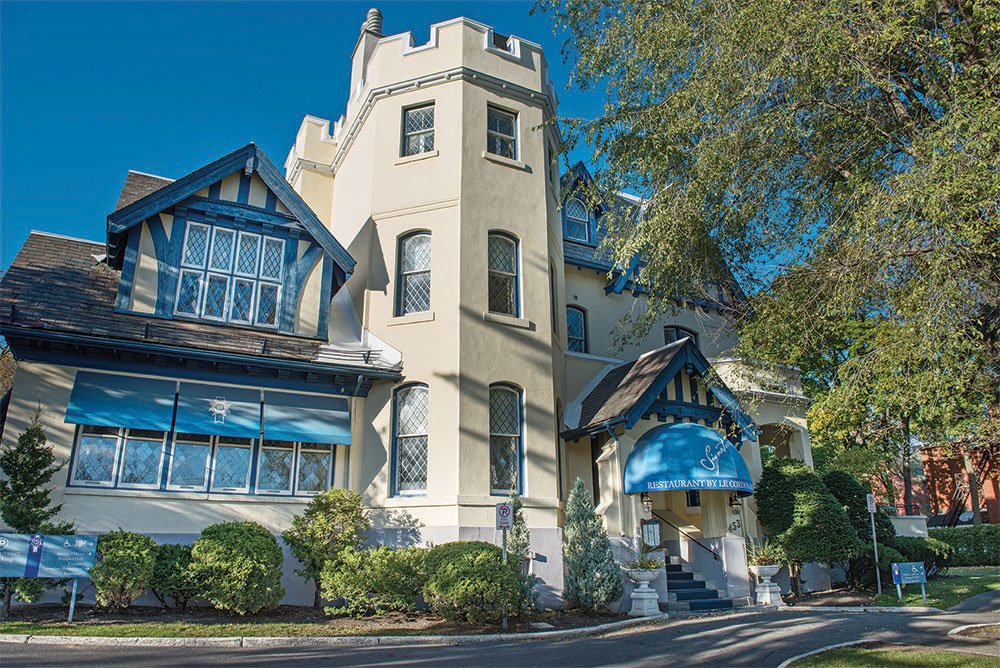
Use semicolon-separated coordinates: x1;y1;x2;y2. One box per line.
150;543;200;610
190;522;285;615
424;544;527;625
930;525;1000;566
895;536;954;575
321;546;428;617
424;541;501;577
91;530;157;609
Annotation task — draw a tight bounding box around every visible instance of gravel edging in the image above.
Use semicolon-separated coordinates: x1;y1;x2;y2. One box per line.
0;613;669;647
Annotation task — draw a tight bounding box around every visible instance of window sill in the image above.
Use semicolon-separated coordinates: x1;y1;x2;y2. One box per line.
395;150;439;166
64;486;313;504
482;311;533;330
387;311;435;326
482;151;529;172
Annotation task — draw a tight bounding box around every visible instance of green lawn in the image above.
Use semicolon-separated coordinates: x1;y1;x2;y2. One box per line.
0;620;445;638
793;646;996;667
874;567;1000;609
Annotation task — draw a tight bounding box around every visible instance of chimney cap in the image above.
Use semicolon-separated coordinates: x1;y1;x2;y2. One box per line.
364;8;383;35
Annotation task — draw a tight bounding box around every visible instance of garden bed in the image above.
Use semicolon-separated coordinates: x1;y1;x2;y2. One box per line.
0;604;625;638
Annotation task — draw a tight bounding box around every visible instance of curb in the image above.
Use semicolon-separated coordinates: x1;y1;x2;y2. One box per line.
948;622;999;637
0;613;670;648
776;639;878;668
779;605;943;614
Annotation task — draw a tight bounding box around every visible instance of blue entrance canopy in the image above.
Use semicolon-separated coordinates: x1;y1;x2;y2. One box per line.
624;422;754;496
262;391;351;444
174;383;261;439
65;372;176;431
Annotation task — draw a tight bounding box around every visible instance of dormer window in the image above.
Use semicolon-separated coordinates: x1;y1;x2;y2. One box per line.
175;222;284;328
565;198;589;242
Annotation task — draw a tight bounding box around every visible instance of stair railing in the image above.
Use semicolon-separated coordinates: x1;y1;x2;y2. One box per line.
650;509;721;561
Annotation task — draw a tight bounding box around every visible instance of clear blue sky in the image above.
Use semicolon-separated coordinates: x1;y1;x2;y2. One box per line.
0;1;595;267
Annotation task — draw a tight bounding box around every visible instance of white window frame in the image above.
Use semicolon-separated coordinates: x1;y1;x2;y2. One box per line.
293;443;335;496
208;226;236;273
200;273;231;322
486;105;518;160
564;198;590;242
70;426;122;488
174;269;204;316
180;222;211;269
209;437;254;493
260;237;285;281
396;232;432;316
234;232;263;277
487;233;520;317
116;429;167;491
566;305;588;353
254;281;282;328
254;440;296;495
401;103;435;157
229;277;256;324
166;434;213;491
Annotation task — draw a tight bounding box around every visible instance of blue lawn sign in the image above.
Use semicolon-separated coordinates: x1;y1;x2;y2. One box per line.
0;533;97;621
891;561;927;603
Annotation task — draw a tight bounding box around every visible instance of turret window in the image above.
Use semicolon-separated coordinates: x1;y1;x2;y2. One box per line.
397;233;432;315
487;233;519;316
564;198;589;242
489;385;523;495
393;384;429;495
566;306;588;353
487;106;517;159
402;104;435;156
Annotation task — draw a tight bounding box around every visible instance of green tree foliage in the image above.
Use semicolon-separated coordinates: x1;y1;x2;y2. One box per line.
562;478;624;610
0;408;73;618
191;522;284;615
91;530;157;609
506;492;531;562
321;546;428;617
822;470;896;547
538;0;1000;505
150;544;200;610
282;488;370;608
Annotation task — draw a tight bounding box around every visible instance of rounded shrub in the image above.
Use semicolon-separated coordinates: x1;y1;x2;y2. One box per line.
150;543;201;609
423;544;527;625
190;521;284;615
321;545;428;617
425;541;501;577
91;530;157;609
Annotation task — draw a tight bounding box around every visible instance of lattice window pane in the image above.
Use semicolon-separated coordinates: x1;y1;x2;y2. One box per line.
119;437;162;486
567;307;587;353
256;283;279;326
489;388;520;435
260;237;284;280
169;441;210;488
490;435;519;493
487;108;517;159
213;444;251;490
176;270;202;315
182;224;209;267
487;134;515;159
405;132;434;156
230;279;254;323
397;386;429;436
235;233;261;276
565;219;588;242
209;228;235;272
405;106;434;134
74;435;118;484
396;435;427;493
488;236;516;273
401;235;432;273
565;198;588;221
297;449;332;493
488;273;516;315
401;272;431;314
487;108;515;136
257;446;293;492
203;274;229;319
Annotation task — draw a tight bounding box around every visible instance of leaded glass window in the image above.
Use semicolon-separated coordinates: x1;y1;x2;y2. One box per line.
211;437;252;492
393;385;428;495
260;237;284;280
564;198;589;242
256;440;294;493
182;223;209;267
203;274;229;320
235;233;261;276
488;234;518;316
566;306;588;353
230;279;254;323
402;104;435;156
209;227;235;272
296;444;333;494
257;284;279;326
168;435;211;489
397;233;431;315
487;106;517;159
72;426;119;486
489;385;521;495
175;270;202;316
118;430;165;489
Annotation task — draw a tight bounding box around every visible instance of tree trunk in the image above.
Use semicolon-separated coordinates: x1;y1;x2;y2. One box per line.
901;415;914;514
1;580;10;620
963;448;982;526
313;581;322;610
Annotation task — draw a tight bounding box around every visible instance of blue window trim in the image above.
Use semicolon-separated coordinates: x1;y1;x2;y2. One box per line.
563;197;591;243
566;304;589;354
488;231;521;318
488;382;524;496
395;231;432;317
389;383;429;497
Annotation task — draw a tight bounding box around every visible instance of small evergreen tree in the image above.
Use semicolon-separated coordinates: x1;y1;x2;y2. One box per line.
282;488;370;608
563;478;623;610
0;408;73;618
506;492;530;562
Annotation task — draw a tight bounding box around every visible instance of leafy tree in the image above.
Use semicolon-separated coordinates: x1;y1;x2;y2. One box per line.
506;492;531;563
822;470;895;548
562;478;623;610
0;408;73;618
282;488;370;608
539;0;1000;511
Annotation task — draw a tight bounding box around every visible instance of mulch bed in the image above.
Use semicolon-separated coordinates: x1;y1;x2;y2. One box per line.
4;603;625;635
783;587;875;607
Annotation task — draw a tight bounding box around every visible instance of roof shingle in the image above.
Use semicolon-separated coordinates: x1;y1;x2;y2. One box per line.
114;171;174;212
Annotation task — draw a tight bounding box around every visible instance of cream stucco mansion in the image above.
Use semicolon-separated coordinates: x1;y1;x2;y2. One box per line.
0;10;816;608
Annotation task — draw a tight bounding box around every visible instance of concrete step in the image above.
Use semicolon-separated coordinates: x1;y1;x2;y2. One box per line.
673;589;720;601
689;598;734;612
665;571;694;581
665;579;707;590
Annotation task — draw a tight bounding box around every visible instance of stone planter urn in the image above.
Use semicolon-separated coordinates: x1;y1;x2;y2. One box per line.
625;568;661;617
749;564;784;606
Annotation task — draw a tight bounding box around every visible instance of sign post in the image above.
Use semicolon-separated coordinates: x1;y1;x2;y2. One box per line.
0;533;97;622
866;493;881;595
495;502;514;632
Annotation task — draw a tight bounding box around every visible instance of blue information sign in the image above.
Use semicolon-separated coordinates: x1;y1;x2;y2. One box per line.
0;533;96;579
891;561;927;585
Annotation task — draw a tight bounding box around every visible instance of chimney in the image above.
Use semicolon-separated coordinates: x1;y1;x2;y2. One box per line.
363;8;383;36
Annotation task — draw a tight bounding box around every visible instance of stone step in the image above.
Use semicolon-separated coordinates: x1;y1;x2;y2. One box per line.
665;571;694;581
673;589;720;601
664;563;684;573
665;579;707;590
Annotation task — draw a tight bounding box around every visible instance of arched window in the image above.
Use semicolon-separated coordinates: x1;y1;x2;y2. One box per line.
397;233;431;315
487;233;519;316
392;384;429;495
566;306;588;353
564;198;589;242
664;325;699;348
489;384;522;495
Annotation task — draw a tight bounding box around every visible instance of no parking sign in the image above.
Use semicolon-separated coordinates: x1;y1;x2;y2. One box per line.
496;502;514;530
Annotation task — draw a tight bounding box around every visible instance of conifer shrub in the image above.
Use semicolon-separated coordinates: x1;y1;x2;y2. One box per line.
506;493;531;564
191;522;284;615
562;478;623;610
424;540;500;577
321;545;428;617
423;544;526;625
91;530;157;609
150;543;200;610
822;469;896;547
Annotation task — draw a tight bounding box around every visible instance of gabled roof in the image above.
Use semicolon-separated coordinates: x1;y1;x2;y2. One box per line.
562;337;758;442
114;171;174;211
106;143;355;277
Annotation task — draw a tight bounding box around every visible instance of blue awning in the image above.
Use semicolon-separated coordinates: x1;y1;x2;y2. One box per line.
65;372;176;431
174;383;261;439
262;391;350;445
624;422;754;496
